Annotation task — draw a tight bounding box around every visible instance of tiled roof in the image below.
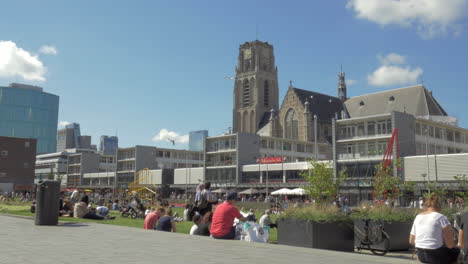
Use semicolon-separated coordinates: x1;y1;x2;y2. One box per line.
344;84;447;118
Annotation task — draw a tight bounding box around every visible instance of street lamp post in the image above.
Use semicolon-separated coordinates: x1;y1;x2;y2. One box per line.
424;128;430;182
314;115;318;160
185;153;189;194
282;156;286;184
421;173;429;194
256;158;262;184
266;162;269;196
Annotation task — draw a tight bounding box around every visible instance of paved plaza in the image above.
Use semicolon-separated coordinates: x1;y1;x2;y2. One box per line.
0;215;414;264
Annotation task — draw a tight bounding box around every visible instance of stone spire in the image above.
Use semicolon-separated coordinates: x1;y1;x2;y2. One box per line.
338;66;347;102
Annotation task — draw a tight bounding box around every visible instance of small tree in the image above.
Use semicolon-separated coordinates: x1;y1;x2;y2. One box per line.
47;172;54;180
373;159;402;202
302;160;345;205
401;180;416;193
423;181;448;198
400;180;416;206
453;174;468;201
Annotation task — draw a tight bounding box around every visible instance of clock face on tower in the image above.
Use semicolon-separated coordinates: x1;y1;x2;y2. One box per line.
244;49;252;59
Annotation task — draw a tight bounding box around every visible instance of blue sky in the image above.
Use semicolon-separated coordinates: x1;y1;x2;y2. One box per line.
1;0;467;149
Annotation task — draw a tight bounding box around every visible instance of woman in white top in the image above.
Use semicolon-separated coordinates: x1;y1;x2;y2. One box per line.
189;214;202;235
409;194;460;264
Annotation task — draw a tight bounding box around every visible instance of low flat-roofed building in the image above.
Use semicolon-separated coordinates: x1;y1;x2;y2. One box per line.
115;145;203;189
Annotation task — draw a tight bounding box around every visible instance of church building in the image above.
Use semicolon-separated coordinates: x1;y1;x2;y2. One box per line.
232;40;346;148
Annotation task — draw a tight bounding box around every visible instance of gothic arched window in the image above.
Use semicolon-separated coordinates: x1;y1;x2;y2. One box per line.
285;108;298;140
264;80;269;107
243;79;250;107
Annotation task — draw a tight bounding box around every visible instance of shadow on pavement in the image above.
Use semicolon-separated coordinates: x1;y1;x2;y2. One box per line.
59;222;89;227
354;249;414;261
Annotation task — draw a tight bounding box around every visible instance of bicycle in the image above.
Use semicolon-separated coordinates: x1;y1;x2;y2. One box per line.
355;219;391;256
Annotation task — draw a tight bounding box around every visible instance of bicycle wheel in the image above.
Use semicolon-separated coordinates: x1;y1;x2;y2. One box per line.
370;236;390;256
131;211;137;219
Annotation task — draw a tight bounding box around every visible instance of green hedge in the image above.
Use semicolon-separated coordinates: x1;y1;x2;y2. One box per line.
350;207;417;222
279;205;351;223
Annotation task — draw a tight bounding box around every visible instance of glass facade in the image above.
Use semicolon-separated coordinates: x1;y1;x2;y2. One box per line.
0;85;59;154
100;135;118;155
188;130;208;151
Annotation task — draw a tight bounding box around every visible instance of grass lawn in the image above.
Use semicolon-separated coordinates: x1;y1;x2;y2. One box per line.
0;203;277;242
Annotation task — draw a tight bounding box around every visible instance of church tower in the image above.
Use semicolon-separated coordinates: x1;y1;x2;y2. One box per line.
232;41;279;133
338;70;347;102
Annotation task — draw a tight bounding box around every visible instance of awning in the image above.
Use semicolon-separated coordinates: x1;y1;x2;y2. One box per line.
238;188;261;195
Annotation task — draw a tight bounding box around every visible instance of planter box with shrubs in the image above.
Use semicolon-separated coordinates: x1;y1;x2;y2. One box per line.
277;206;354;252
351;207;416;251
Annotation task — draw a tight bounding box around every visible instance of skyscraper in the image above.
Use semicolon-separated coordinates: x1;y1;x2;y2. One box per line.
100;136;118;155
188;130;208;151
56;123;93;151
56;123;81;152
78;135;91;149
0;83;59;154
66;123;81;148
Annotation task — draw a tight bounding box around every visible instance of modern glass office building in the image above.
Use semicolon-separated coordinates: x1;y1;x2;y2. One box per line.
188;130;208;151
100;135;118;155
0;83;59;154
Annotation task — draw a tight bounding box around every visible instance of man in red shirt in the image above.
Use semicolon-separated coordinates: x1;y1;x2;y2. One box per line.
144;207;165;230
211;192;247;239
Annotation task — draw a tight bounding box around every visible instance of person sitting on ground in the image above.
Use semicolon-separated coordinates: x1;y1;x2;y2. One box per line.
112;200;121;211
409;194;460;263
210;192;247;240
194;211;213;236
156;208;177;232
87;202;95;212
160;199;169;208
144;207;165;230
59;191;65;212
190;214;202;235
70;189;80;204
247;208;256;222
96;203;110;217
74;197;107;220
145;207;153;216
30;201;36;213
60;199;73;217
259;209;276;229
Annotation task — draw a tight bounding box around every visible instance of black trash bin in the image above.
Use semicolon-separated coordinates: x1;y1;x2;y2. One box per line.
35;180;60;226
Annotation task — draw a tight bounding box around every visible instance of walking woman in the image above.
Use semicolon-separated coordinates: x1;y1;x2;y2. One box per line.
409;194;460;263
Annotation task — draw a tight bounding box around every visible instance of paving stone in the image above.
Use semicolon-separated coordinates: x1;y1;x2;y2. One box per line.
0;215;411;264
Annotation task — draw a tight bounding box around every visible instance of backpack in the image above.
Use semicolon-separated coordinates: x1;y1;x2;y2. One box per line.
195;191;209;209
187;204;196;221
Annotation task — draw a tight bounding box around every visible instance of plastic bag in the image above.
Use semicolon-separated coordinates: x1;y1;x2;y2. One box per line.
241;222;269;243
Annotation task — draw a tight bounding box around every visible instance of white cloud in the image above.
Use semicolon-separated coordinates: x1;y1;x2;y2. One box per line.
368;53;423;87
58;121;71;128
347;0;468;38
0;40;47;81
378;53;406;65
347;79;357;86
368;65;423;87
152;129;189;144
39;45;58;55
